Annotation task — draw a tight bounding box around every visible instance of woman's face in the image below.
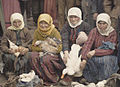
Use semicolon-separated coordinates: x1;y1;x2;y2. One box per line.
98;21;108;31
69;15;80;25
13;19;22;28
39;21;49;29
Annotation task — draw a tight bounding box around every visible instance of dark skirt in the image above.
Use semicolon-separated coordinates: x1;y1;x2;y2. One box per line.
2;52;31;75
29;52;65;86
83;55;119;83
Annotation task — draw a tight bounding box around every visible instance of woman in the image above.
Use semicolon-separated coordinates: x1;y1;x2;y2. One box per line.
81;13;119;83
1;13;32;75
30;13;65;86
61;7;91;64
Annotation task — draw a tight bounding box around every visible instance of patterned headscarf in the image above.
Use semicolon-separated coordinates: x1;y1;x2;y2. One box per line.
96;13;114;36
37;13;55;37
67;7;83;28
7;13;24;30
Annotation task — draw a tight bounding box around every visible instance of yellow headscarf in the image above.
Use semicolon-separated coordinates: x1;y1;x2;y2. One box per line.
37;13;55;37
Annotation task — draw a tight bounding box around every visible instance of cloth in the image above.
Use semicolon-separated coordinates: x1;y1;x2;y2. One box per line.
29;52;65;86
2;0;21;28
96;13;114;36
7;13;24;30
17;75;41;87
2;53;31;75
83;55;119;83
81;28;117;60
44;0;57;25
67;7;83;28
98;41;115;50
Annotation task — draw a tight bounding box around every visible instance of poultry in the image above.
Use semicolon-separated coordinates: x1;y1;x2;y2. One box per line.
61;44;82;79
8;39;20;57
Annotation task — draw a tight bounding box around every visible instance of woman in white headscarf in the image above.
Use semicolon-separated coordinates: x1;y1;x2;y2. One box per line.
1;13;32;76
61;7;91;64
81;13;119;83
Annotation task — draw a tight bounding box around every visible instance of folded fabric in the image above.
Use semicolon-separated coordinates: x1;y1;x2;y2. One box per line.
98;41;115;50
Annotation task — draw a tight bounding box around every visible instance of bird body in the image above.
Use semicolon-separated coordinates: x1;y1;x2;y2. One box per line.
61;44;82;79
8;39;20;57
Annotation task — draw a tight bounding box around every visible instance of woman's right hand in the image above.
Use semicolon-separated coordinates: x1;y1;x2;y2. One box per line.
63;51;69;64
8;48;16;54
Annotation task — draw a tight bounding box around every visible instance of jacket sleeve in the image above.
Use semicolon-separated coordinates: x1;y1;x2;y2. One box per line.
31;31;43;52
1;31;11;53
52;28;62;53
61;24;69;51
22;28;33;50
81;29;96;60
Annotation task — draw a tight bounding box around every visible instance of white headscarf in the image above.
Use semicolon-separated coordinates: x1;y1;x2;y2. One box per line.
67;7;83;28
96;13;114;36
7;13;24;30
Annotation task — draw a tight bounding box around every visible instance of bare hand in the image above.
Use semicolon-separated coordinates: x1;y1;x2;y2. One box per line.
87;50;95;58
80;60;87;70
8;48;16;54
18;46;29;55
63;51;69;64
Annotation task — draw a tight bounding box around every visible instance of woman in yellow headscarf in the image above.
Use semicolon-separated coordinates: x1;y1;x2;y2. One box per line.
30;14;64;86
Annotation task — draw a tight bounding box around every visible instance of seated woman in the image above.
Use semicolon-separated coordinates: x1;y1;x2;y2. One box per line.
1;13;32;76
61;7;91;64
81;13;119;83
30;13;65;86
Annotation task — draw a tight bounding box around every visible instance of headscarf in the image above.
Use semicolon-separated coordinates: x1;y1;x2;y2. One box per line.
37;13;55;37
96;13;114;36
67;7;83;28
7;13;24;30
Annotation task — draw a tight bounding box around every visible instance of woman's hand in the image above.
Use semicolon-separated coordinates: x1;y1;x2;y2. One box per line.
63;51;69;64
87;50;95;59
18;46;29;55
8;48;16;54
80;60;87;70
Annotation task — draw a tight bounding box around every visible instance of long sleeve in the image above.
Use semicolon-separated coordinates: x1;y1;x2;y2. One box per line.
81;28;96;60
61;24;69;51
31;30;43;52
21;28;32;50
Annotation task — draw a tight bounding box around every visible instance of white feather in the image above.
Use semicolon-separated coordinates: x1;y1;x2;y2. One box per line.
8;39;20;57
61;44;82;77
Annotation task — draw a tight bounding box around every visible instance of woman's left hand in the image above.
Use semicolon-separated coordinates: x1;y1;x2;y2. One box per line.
87;50;95;58
18;46;29;55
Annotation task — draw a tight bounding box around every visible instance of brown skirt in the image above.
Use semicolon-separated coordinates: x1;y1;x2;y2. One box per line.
29;52;65;86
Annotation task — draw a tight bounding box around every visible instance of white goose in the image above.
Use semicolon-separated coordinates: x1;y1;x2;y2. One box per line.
8;39;20;57
61;44;82;79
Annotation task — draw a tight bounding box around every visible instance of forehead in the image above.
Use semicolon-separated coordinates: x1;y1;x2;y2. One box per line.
98;21;107;24
69;15;79;18
13;19;21;22
39;21;48;24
